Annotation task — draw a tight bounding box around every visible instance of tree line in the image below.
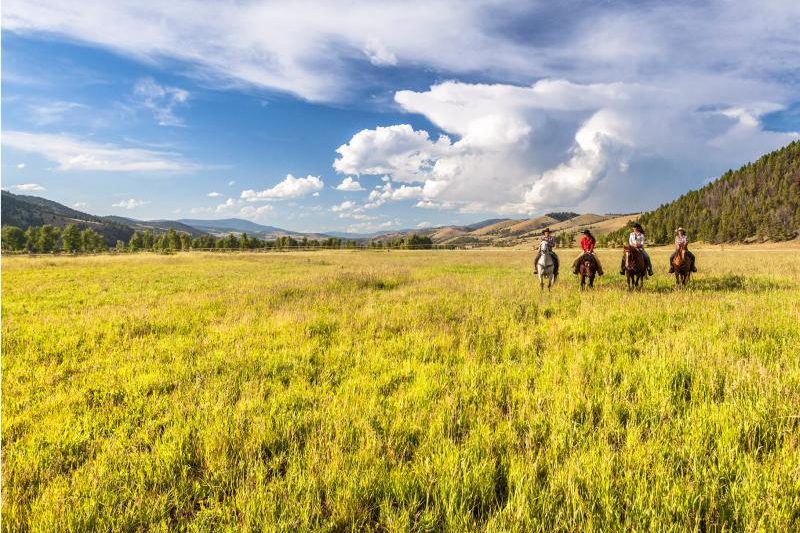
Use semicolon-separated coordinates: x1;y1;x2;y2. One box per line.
2;224;437;253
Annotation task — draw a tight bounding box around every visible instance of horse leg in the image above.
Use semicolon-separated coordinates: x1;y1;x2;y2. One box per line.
589;274;594;288
580;274;585;290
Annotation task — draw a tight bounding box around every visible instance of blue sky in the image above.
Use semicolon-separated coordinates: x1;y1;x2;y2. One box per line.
3;1;800;233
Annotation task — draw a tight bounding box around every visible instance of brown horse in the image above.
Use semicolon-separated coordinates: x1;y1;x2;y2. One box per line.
623;245;646;290
578;253;598;289
672;243;693;286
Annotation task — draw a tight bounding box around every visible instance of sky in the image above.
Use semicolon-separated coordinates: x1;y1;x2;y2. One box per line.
2;0;800;234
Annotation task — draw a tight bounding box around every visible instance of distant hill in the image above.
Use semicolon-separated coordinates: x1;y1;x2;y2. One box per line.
1;190;134;245
2;190;637;248
368;212;635;247
104;216;208;237
178;218;329;240
606;140;800;244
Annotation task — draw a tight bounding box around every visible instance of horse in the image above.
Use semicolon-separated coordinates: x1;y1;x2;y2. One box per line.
535;240;556;290
672;243;693;286
578;253;598;290
622;245;646;290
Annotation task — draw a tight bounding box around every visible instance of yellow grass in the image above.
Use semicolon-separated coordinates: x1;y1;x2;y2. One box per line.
2;248;800;531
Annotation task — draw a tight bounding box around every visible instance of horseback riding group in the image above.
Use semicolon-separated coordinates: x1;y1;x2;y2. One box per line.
533;223;697;290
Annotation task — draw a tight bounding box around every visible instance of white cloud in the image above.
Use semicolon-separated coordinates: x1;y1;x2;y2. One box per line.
2;131;192;172
11;183;46;192
238;204;273;220
16;163;26;169
228;180;236;186
133;77;189;126
241;174;323;201
28;101;88;125
331;200;357;212
112;198;149;209
334;124;452;182
74;202;88;209
215;197;239;213
345;219;401;234
213;197;273;221
416;221;431;228
207;191;222;197
336;78;798;214
334;176;365;191
363;38;397;66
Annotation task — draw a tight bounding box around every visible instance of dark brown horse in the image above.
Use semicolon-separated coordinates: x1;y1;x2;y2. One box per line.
672;243;693;286
578;253;598;289
623;245;646;290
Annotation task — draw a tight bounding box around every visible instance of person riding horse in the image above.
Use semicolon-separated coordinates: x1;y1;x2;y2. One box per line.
620;223;653;276
572;229;603;275
668;227;697;273
534;228;559;279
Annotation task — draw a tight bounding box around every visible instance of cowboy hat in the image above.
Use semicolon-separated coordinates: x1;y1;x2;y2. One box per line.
581;229;591;235
542;227;551;233
675;227;686;233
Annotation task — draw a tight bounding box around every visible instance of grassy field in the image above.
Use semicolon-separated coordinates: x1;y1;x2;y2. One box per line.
3;247;800;532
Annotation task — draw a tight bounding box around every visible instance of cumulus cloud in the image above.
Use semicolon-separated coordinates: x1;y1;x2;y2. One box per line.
334;125;452;182
112;198;149;209
334;177;365;191
207;191;222;197
16;163;26;169
2;131;192;172
364;182;424;208
241;174;323;200
74;202;88;209
335;78;798;214
227;180;236;186
11;183;46;192
238;204;273;220
212;197;274;220
330;200;375;220
133;77;189;126
331;200;356;212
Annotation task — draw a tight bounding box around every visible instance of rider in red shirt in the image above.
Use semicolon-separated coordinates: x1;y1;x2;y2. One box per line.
572;229;603;275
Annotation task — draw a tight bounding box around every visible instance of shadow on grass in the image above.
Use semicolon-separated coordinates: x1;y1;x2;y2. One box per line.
592;274;792;293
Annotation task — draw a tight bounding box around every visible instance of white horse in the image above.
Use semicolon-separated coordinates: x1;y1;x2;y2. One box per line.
535;240;556;290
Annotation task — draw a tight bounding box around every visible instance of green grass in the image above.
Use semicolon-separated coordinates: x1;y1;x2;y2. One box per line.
3;248;800;532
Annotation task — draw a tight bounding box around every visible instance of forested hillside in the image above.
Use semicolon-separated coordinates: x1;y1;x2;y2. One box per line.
605;140;800;245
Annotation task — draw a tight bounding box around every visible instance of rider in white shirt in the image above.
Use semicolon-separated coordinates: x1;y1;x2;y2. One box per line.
620;223;653;276
534;228;559;278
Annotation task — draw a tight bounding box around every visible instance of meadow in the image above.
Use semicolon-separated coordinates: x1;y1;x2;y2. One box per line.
2;247;799;532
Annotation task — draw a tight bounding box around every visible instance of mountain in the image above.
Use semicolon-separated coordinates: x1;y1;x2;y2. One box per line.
1;190;135;245
178;218;284;233
178;218;330;240
104;216;208;237
605;140;800;244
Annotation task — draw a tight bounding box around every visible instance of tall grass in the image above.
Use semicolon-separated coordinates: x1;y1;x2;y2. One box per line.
3;248;800;531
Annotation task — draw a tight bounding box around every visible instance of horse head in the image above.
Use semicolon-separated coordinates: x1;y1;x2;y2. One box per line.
539;240;551;255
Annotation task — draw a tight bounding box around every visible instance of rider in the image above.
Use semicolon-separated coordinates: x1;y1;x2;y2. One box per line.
668;227;697;273
534;228;559;278
620;223;653;276
572;229;603;275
